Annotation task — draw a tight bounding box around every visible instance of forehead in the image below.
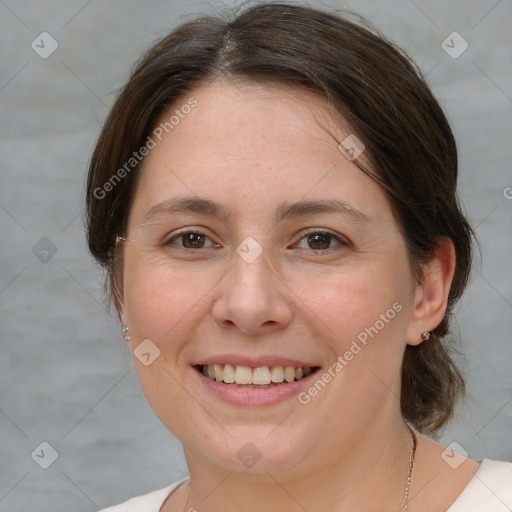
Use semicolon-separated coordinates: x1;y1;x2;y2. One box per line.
151;80;347;156
128;79;390;226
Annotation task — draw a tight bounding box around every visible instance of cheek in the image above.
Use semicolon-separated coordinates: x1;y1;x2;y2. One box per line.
288;262;412;410
122;255;222;345
288;264;408;351
121;257;210;436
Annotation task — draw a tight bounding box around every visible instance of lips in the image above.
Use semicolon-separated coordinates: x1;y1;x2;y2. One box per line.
192;357;322;405
197;363;317;387
193;354;320;367
190;352;322;406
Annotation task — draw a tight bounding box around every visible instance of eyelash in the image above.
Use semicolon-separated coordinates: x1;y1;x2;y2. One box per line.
163;228;349;253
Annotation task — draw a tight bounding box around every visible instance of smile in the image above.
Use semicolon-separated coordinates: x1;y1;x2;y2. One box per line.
196;364;319;388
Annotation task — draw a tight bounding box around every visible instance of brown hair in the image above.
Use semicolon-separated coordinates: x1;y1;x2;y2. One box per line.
86;2;474;434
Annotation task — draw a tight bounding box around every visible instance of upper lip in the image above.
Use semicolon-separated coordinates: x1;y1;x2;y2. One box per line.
192;354;321;368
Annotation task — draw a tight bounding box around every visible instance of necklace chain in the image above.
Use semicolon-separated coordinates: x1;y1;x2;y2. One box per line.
179;426;418;512
402;426;417;511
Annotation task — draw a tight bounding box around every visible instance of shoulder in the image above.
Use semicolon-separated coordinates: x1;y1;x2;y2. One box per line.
448;459;512;511
98;478;188;512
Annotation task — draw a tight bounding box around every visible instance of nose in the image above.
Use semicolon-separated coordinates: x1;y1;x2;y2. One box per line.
212;246;294;334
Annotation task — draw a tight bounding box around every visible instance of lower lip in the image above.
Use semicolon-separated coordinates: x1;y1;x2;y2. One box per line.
193;367;320;406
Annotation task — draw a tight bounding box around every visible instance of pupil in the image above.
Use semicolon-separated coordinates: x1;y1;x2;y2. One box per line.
309;234;330;250
184;233;204;248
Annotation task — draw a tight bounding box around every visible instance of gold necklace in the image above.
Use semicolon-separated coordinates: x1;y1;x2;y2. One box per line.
178;428;419;511
402;426;417;511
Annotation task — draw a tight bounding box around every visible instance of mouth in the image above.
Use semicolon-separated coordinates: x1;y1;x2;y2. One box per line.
194;364;321;389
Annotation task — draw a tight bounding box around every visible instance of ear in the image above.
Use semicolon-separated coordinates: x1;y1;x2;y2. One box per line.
115;281;127;319
118;298;127;328
112;257;128;342
405;238;456;346
118;301;130;346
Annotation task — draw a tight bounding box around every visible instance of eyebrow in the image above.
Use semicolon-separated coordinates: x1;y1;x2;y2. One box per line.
141;196;369;226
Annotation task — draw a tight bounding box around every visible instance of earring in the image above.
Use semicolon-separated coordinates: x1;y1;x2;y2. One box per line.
122;325;130;343
421;331;431;342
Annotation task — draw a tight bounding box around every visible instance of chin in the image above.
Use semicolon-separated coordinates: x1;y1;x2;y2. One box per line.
187;427;310;476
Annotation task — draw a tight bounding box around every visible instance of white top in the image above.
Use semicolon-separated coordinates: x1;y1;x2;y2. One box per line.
99;459;512;511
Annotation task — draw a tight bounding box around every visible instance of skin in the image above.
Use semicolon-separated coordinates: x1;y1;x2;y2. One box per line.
118;80;478;511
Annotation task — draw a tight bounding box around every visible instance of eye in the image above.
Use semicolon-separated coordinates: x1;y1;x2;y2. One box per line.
162;229;347;252
164;230;220;250
292;230;348;252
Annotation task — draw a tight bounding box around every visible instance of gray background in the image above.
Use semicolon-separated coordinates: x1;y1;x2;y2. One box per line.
1;0;511;510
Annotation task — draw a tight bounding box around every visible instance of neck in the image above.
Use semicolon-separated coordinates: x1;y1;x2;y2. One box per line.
181;418;414;512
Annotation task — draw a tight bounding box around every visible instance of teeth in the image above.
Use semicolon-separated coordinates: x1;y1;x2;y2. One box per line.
270;366;284;383
284;366;295;383
234;365;253;384
200;364;314;385
214;363;223;382
223;364;235;383
253;367;271;385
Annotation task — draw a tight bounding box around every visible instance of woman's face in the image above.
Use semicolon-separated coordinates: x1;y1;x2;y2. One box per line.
120;80;421;476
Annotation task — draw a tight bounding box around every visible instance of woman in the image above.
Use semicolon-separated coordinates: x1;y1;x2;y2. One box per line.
86;3;511;511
